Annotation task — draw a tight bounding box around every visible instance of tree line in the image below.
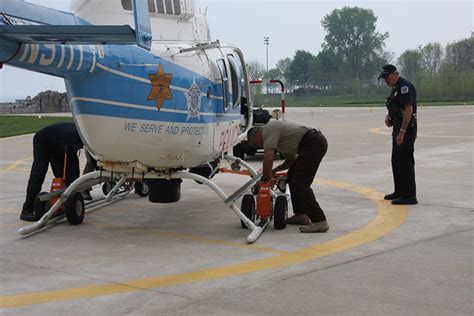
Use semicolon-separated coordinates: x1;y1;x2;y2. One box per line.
247;6;474;103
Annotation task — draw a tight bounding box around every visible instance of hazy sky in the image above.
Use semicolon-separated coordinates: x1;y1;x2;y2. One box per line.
0;0;472;101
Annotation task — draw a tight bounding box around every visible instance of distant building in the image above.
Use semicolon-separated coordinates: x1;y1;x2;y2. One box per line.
0;91;70;114
32;90;70;113
14;96;32;107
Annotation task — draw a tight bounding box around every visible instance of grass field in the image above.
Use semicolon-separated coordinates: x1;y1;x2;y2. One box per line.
0;116;73;138
0;100;471;138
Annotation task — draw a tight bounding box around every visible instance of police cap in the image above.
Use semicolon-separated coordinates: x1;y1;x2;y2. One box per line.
378;64;397;79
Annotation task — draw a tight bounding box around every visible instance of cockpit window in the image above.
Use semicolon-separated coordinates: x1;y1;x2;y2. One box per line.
227;55;243;109
122;0;183;15
217;59;231;113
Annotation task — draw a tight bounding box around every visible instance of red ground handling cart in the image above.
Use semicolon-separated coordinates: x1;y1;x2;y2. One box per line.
221;168;289;231
29;150;150;232
33;149;86;225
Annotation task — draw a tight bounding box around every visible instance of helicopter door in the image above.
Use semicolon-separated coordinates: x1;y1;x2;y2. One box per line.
216;59;232;113
227;54;243;110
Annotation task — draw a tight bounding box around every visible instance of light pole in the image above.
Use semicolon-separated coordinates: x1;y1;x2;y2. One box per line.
264;36;270;73
263;36;270;72
264;36;270;94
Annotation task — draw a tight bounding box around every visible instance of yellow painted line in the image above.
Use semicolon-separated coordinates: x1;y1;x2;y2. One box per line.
0;209;21;215
87;221;289;255
370;127;474;139
370;127;390;135
0;222;23;228
6;160;24;171
0;168;30;173
0;158;32;173
0;178;408;309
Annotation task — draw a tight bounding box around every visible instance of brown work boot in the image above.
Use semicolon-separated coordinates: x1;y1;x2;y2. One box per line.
299;221;329;233
286;214;311;225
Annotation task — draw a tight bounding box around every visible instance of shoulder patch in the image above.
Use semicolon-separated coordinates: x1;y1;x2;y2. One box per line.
401;86;409;94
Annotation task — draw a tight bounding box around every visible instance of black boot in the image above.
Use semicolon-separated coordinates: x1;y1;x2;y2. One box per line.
392;196;418;205
384;192;401;200
20;209;39;221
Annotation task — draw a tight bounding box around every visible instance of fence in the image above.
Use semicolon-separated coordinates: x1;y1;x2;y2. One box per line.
252;74;474;107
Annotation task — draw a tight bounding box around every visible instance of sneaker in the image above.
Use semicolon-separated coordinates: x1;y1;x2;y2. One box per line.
299;221;329;233
286;214;311;225
384;192;401;200
20;209;39;222
392;197;418;205
81;190;93;201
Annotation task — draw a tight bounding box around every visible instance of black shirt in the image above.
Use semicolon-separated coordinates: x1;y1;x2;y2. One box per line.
35;122;83;155
386;76;417;135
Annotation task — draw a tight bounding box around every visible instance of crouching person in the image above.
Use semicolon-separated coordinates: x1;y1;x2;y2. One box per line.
21;122;83;221
247;120;329;233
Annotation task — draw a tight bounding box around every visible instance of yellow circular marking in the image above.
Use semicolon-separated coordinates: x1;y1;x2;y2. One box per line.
370;127;474;139
6;159;25;171
0;222;23;228
0;158;32;173
0;178;408;309
0;168;31;173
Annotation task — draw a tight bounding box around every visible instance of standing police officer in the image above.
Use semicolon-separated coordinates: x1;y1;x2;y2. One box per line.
379;64;418;205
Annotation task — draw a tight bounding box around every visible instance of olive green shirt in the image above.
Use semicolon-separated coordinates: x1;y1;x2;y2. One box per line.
262;120;309;159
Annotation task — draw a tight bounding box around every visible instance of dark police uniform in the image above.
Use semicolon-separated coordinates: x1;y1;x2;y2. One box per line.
386;76;417;199
21;122;83;221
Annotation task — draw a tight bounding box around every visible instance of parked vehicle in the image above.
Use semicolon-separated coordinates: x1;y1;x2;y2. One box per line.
233;106;283;159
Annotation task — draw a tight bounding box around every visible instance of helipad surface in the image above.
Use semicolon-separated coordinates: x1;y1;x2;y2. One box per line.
0;106;472;315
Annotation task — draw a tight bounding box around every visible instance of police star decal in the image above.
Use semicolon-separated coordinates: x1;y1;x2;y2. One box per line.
147;64;173;111
185;79;202;121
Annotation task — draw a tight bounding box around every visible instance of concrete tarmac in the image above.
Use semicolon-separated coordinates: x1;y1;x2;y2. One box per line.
0;106;472;315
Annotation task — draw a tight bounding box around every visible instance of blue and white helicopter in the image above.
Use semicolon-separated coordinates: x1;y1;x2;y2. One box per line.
0;0;281;243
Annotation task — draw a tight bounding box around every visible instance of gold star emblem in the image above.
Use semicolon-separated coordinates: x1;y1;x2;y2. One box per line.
147;64;173;111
